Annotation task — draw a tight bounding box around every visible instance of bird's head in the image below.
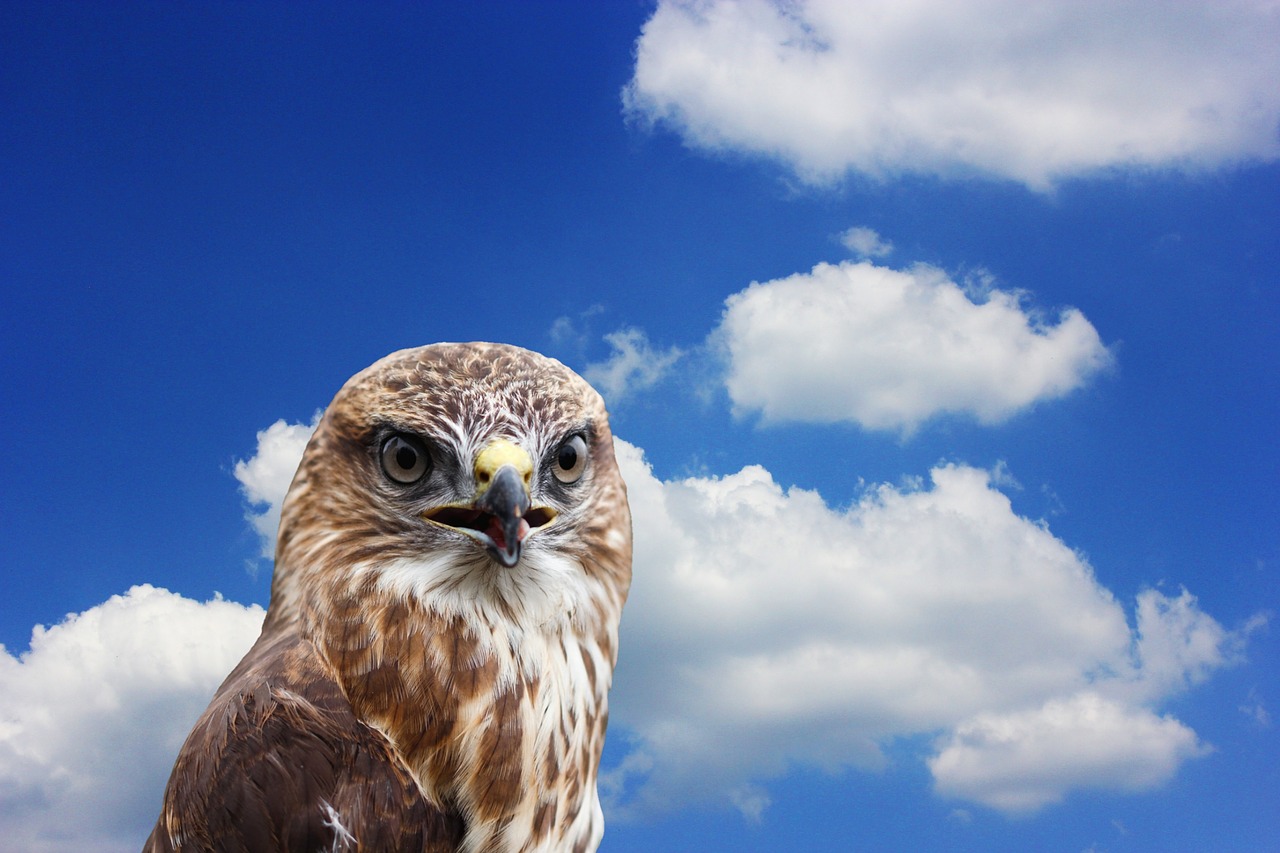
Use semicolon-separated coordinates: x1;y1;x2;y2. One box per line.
266;342;631;633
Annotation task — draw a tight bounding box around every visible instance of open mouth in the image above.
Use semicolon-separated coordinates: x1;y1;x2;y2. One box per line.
423;504;558;565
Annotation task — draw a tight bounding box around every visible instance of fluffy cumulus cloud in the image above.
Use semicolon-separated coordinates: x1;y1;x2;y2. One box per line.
234;414;321;558
928;692;1209;813
604;441;1248;817
230;425;1231;817
717;260;1112;431
625;0;1280;188
2;422;1249;849
0;424;310;851
0;586;263;853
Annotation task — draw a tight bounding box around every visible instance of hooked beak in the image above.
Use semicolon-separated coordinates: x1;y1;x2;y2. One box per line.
422;439;557;567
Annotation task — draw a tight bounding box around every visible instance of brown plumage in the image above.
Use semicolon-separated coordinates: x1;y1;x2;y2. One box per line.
146;343;632;853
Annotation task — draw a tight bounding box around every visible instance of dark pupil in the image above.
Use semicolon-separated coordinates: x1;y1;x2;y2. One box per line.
395;444;417;471
558;444;578;471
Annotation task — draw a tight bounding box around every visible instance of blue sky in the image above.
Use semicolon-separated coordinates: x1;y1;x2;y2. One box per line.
2;2;1277;851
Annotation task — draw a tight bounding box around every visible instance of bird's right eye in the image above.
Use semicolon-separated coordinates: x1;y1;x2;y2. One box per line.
380;434;430;484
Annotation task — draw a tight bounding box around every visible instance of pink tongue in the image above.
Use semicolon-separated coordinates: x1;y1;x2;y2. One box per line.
486;517;531;550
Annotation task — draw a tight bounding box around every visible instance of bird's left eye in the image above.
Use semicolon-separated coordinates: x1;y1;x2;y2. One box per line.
552;434;588;484
380;434;430;484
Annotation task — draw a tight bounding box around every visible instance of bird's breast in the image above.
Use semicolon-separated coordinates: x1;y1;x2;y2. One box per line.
323;603;614;852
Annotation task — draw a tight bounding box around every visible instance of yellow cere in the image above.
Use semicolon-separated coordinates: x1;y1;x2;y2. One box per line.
473;439;534;492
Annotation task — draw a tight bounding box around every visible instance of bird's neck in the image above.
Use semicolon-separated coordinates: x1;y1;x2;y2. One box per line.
310;590;615;852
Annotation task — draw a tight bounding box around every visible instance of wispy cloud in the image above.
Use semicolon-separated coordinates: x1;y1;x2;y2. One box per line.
583;327;683;403
625;0;1280;188
1239;687;1271;728
839;226;893;259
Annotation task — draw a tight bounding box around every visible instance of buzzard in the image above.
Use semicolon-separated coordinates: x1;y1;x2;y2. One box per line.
146;343;632;852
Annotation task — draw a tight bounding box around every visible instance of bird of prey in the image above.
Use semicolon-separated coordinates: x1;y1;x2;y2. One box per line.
145;342;632;853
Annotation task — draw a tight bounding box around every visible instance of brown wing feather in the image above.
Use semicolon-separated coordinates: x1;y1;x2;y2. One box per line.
144;629;464;852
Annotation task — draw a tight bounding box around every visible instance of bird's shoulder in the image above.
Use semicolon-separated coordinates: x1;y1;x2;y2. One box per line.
144;628;464;853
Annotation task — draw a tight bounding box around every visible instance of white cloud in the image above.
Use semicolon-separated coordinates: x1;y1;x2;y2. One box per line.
624;0;1280;188
0;586;263;853
583;327;684;402
839;226;893;259
1126;587;1250;701
606;440;1245;817
4;426;1247;850
234;414;321;558
928;692;1209;813
0;421;315;851
549;305;607;356
1239;688;1270;728
716;260;1112;431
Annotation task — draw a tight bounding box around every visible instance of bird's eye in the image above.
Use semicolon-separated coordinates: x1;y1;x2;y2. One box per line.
380;434;430;484
552;434;588;484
